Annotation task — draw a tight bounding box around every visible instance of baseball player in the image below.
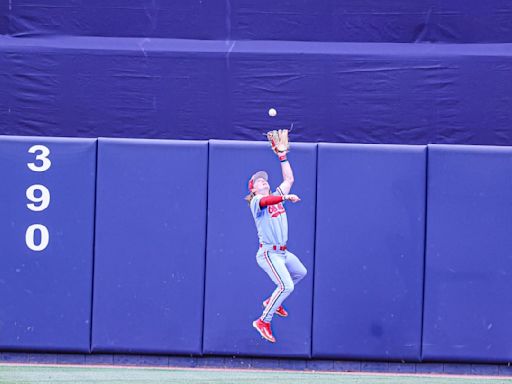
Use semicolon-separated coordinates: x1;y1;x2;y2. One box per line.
245;136;307;343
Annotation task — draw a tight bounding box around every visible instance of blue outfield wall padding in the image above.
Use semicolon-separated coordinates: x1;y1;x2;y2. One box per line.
0;136;96;352
1;36;512;146
312;144;426;361
5;1;512;43
92;138;208;355
203;140;317;358
422;145;512;363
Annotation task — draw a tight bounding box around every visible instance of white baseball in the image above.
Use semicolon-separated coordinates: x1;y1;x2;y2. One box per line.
268;108;277;117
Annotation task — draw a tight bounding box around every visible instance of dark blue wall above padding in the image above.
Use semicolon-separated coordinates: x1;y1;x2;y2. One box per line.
312;143;426;361
92;138;208;355
232;1;512;43
5;1;512;43
8;0;228;39
203;140;317;358
423;145;512;363
0;36;228;141
0;52;10;132
0;136;96;352
1;37;512;146
0;1;8;35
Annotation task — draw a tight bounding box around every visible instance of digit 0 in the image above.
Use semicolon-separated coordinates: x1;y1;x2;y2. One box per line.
25;224;50;252
27;145;51;172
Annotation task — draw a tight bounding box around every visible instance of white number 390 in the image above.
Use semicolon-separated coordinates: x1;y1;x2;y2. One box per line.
26;144;51;252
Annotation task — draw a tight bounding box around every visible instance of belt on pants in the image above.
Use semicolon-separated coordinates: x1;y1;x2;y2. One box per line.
260;244;287;251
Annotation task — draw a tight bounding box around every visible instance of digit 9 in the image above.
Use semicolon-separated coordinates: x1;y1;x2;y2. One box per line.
26;184;51;212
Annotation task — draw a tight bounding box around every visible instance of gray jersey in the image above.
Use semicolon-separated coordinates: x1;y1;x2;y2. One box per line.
250;190;288;246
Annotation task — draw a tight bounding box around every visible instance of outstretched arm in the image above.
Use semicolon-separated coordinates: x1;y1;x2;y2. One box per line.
266;128;298;199
277;158;294;196
259;192;300;208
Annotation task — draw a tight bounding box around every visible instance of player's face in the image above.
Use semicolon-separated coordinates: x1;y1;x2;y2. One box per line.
253;178;270;195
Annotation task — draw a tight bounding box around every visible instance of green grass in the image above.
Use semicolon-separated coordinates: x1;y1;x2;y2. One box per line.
1;365;511;384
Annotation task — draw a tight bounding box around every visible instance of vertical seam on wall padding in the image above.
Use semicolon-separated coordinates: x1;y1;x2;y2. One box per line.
200;141;210;355
88;139;99;353
309;144;319;359
419;145;430;361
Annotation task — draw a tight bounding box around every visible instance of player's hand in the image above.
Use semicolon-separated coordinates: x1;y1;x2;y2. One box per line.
284;194;301;203
267;130;290;161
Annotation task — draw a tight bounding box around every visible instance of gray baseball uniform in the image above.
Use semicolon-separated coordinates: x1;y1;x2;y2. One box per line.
250;188;307;322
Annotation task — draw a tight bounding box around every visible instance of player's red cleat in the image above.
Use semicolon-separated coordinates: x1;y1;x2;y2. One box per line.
263;298;288;317
252;319;276;343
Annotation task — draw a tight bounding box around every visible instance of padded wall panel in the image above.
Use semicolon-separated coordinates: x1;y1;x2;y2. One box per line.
1;36;512;146
203;140;316;357
92;138;207;354
0;136;96;352
312;143;426;361
423;145;512;363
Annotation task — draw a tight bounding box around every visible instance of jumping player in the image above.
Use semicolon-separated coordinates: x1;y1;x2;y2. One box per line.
245;146;307;343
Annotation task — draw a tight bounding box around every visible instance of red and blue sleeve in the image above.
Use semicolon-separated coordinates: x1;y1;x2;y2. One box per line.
259;195;285;208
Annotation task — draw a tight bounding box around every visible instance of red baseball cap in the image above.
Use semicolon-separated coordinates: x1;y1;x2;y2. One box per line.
248;171;268;191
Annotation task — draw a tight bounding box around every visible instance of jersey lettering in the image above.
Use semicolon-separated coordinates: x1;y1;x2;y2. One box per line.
268;203;285;218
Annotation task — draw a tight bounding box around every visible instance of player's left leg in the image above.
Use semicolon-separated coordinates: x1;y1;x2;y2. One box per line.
284;250;307;285
263;250;307;318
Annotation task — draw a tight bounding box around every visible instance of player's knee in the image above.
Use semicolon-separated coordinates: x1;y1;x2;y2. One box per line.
283;282;294;294
295;267;307;283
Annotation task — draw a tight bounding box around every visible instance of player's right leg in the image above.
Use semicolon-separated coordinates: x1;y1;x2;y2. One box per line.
253;249;294;342
256;249;294;323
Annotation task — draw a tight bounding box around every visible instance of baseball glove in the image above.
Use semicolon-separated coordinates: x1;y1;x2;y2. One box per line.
267;129;290;157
